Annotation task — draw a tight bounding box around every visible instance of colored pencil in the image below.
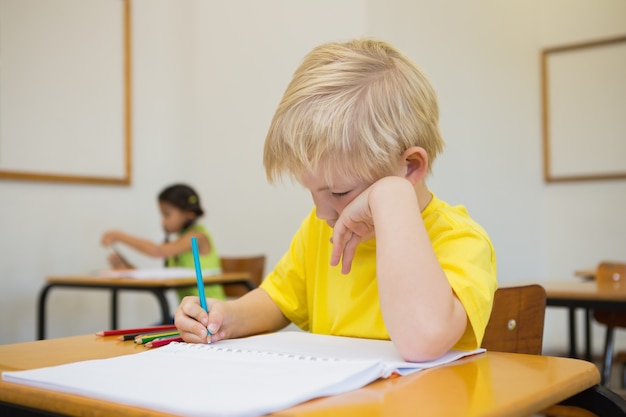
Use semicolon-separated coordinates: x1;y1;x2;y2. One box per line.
135;331;180;345
191;236;212;338
144;335;184;348
117;328;179;341
191;237;208;312
95;324;177;337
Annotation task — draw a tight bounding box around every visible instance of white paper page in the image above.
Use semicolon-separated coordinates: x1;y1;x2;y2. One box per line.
3;342;385;417
216;331;485;375
2;333;484;417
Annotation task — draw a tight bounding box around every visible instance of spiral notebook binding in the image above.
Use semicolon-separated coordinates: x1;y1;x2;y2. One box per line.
162;341;341;362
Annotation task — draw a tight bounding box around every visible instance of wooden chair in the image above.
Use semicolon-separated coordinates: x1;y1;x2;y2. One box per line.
592;261;626;387
482;285;576;417
482;284;619;417
220;255;266;298
481;284;547;354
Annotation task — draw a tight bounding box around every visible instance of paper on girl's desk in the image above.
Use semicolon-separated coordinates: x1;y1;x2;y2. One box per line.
98;267;222;279
2;332;485;417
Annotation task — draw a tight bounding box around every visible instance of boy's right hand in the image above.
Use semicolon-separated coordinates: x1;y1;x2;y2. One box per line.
174;296;228;344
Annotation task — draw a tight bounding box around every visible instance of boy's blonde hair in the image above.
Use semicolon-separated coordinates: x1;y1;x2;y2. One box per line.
264;38;444;185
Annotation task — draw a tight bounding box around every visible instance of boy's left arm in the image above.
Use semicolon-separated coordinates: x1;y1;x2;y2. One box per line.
331;176;468;362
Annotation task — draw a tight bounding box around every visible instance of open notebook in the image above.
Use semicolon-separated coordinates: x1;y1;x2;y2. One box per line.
2;331;484;417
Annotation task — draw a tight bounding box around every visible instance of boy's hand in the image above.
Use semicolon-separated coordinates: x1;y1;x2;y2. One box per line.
174;296;228;343
330;177;418;274
330;186;376;274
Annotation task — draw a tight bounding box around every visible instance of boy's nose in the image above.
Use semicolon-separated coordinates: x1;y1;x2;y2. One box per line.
315;205;337;223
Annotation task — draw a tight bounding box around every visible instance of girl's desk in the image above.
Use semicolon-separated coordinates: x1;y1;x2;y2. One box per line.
543;280;626;361
37;272;255;340
0;334;622;417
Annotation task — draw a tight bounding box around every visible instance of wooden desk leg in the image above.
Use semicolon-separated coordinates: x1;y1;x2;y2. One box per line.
150;289;171;325
38;285;172;339
111;289;119;329
558;384;626;416
36;284;54;340
568;307;578;358
585;308;593;362
110;289;171;327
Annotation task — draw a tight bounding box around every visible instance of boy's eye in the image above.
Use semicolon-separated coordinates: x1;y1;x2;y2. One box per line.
332;191;350;197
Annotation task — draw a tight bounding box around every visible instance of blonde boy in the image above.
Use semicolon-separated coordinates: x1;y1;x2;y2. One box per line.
175;39;497;361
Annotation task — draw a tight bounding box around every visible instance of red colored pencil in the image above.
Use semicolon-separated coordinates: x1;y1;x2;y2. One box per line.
95;324;177;337
144;335;184;348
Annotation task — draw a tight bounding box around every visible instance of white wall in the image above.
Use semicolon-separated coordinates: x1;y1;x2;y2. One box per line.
367;0;626;354
537;1;626;354
189;0;367;265
0;0;625;357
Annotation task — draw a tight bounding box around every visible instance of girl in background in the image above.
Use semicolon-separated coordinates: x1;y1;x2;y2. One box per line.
101;184;225;301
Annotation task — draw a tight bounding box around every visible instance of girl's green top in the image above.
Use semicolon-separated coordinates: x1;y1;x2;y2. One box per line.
166;224;225;301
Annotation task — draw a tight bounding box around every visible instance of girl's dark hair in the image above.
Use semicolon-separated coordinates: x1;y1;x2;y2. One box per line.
158;184;204;218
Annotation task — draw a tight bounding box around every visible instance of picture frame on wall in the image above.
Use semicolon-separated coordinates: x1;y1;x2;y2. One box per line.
0;0;132;186
541;35;626;183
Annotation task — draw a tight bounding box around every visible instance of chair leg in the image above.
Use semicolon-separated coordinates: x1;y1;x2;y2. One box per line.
601;326;615;387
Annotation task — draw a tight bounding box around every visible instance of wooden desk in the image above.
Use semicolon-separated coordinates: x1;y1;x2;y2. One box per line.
0;335;624;417
38;273;255;340
544;281;626;361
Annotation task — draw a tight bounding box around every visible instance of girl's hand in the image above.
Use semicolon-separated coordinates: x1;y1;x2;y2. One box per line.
101;230;123;246
330;185;376;275
107;251;131;269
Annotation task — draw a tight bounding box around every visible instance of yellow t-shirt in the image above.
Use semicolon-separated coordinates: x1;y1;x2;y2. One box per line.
260;193;497;350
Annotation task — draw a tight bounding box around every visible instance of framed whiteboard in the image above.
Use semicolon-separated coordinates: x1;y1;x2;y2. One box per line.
0;0;132;185
541;35;626;183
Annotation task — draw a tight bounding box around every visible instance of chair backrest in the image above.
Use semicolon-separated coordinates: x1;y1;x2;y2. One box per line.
220;255;266;298
595;261;626;290
481;284;547;355
593;261;626;327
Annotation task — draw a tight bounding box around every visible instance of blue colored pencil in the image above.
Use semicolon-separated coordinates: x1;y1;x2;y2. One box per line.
191;236;208;312
191;236;212;337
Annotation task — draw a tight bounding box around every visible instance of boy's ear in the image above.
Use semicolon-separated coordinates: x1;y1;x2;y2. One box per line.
400;146;429;185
